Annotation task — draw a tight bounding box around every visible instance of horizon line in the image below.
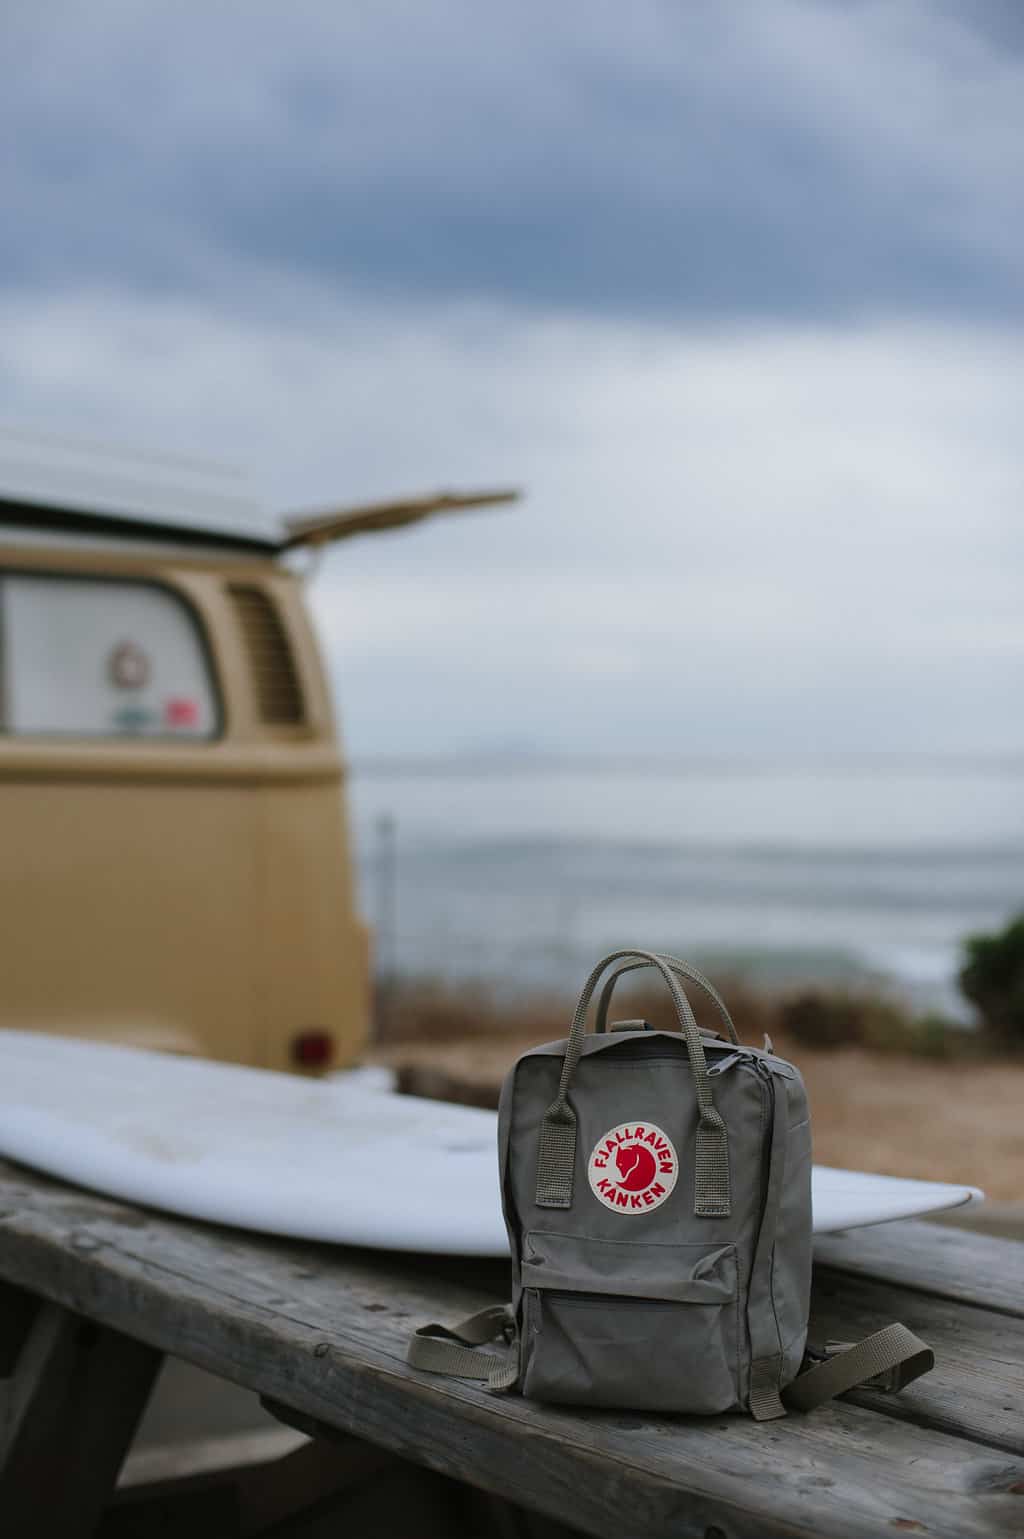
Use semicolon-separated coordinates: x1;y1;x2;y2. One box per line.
349;751;1024;778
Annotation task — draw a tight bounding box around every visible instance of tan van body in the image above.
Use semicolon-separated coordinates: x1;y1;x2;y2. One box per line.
0;436;513;1072
0;533;369;1071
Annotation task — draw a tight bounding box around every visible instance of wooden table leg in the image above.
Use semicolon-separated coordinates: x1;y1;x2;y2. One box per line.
0;1280;40;1379
0;1293;162;1537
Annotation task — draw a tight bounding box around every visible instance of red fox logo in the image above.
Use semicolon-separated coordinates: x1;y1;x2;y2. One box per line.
615;1142;658;1191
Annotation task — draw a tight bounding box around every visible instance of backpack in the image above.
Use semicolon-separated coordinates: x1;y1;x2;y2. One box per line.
408;948;933;1418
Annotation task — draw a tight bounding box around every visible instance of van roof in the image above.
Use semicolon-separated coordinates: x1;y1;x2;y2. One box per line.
0;428;279;551
0;427;521;554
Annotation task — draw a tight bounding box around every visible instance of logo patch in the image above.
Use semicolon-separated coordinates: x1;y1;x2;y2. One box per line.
587;1122;678;1213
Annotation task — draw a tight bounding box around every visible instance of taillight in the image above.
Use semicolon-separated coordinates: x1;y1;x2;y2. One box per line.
291;1030;335;1069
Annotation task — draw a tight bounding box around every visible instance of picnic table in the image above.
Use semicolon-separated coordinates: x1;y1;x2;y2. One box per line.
0;1155;1021;1539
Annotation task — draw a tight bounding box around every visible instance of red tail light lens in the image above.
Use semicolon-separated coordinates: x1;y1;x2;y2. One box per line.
291;1030;334;1068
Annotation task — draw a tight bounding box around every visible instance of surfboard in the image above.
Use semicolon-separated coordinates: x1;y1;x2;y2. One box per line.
0;1031;982;1255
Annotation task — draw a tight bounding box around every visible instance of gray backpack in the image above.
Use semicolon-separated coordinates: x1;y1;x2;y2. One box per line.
409;949;933;1418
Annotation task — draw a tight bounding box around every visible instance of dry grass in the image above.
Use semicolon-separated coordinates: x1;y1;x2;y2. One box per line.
367;976;1024;1201
782;1042;1024;1197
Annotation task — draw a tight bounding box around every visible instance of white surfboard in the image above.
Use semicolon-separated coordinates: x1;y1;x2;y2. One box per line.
0;1031;982;1255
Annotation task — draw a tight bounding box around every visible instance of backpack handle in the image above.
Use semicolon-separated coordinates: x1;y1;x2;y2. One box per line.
534;949;731;1217
595;956;740;1044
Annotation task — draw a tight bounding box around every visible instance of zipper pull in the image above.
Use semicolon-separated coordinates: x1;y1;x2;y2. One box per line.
707;1051;750;1077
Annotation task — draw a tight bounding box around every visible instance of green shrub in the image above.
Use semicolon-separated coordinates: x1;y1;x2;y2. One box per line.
959;913;1024;1051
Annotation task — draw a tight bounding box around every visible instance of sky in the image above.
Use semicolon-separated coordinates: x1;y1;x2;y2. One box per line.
2;0;1022;759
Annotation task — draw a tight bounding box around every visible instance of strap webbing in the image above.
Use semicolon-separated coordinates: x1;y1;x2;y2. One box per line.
406;1305;519;1392
535;949;730;1217
594;956;740;1044
407;1310;931;1416
783;1324;934;1413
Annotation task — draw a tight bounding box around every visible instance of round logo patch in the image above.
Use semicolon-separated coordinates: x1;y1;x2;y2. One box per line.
108;640;151;691
587;1122;678;1214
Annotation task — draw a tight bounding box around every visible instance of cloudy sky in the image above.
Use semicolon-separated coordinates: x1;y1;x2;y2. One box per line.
2;0;1022;758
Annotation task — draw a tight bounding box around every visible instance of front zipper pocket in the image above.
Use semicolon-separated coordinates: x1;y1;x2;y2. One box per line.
518;1233;739;1412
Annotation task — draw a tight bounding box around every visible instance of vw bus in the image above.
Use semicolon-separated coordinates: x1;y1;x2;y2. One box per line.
0;431;514;1072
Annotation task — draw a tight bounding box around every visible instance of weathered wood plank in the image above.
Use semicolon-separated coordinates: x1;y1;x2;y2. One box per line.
809;1268;1023;1455
0;1298;162;1536
0;1162;1020;1539
815;1219;1024;1318
262;1400;595;1539
111;1418;529;1539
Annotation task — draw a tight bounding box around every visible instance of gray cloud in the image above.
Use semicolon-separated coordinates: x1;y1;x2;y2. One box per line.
5;284;1018;756
3;0;1022;322
2;2;1022;761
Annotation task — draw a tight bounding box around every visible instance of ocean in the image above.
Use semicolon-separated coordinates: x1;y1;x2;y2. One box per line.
348;763;1024;1019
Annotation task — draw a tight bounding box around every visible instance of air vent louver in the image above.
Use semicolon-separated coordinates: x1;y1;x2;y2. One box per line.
228;585;305;726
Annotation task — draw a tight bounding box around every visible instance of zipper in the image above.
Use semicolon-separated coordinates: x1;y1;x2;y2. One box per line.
609;1047;719;1067
744;1056;780;1382
530;1289;682;1311
603;1036;791;1079
706;1050;756;1078
751;1057;775;1215
604;1045;758;1075
706;1055;774;1210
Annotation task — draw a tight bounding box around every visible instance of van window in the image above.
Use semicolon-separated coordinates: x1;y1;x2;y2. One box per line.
0;573;219;739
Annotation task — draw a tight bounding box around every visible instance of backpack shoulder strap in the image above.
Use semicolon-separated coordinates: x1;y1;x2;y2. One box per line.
781;1323;934;1414
407;1304;519;1392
